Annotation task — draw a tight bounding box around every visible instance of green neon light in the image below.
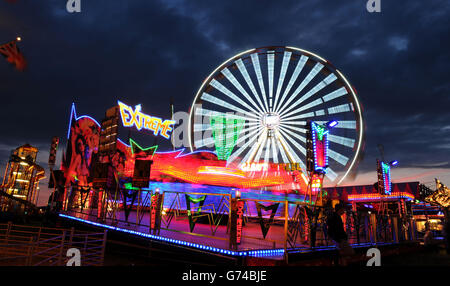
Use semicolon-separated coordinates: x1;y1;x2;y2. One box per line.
124;182;139;190
129;138;158;157
314;124;326;141
210;115;245;160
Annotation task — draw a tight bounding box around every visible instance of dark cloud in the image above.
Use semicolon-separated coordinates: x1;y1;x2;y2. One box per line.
0;0;449;178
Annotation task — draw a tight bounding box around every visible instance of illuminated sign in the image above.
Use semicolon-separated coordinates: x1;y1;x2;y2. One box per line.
311;122;329;173
381;161;391;195
236;200;244;244
118;100;175;139
240;162;269;172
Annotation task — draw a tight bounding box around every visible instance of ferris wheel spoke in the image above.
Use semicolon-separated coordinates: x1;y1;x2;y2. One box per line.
272;51;292;112
278;124;307;134
267;53;275;110
276;130;307;171
270;137;279;164
280;73;337;117
253;132;268;163
251;53;270;111
281;112;315;121
322;87;348;103
281;98;325;119
227;127;263;164
195;106;258;122
263;136;272;163
277;138;290;164
325;167;338;181
327;103;351;115
235;59;267;113
194;136;215;148
328;149;349;166
328;134;355;148
279;120;307;127
241;130;267;165
194;120;256;132
201;92;260;119
274;55;308;113
277;62;324;115
221;67;265;114
278;126;307;147
209;79;262;115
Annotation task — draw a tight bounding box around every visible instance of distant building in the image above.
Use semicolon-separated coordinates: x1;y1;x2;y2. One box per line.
0;144;45;208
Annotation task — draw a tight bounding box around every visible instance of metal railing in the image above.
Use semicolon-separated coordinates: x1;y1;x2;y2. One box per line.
0;222;107;266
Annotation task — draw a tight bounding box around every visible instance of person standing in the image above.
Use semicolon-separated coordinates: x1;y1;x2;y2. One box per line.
326;202;354;265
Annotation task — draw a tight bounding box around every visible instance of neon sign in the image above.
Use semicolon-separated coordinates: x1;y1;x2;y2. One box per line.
236;200;244;244
381;161;392;195
240;162;269;172
118;100;175;139
311;122;329;173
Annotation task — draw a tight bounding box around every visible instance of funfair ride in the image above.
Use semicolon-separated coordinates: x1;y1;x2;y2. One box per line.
188;46;363;186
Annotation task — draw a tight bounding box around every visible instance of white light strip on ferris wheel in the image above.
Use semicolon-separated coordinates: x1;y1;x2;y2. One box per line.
335;69;364;186
322;86;348;102
327;103;351;114
271;137;279;164
282;98;324;119
280;72;336;117
328;149;349;166
235;59;267;113
281;112;314;121
267;53;275;110
209;79;262;115
194;123;212;132
276;130;306;170
278;126;307;149
194;107;257;122
194;136;215;148
277;137;290;164
279;123;307;134
241;129;267;165
328;134;355;148
194;120;257;132
201;92;260;120
263;136;271;163
279;120;307;127
274;55;308;113
251;53;270;112
251;131;268;163
221;67;264;114
325;167;338;181
272;51;292;112
277;62;324;115
227;128;263;164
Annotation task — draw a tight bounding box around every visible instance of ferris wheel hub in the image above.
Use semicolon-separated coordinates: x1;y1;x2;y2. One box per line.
262;113;280;130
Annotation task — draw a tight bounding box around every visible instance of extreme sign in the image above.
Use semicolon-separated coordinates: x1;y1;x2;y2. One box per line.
118;100;175;139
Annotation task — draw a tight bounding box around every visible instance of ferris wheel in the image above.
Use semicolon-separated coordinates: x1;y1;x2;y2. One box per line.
188;46;364;185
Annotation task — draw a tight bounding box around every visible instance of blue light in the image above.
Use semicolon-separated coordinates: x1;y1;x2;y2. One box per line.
58;214;284;258
326;120;338;128
390;160;399;166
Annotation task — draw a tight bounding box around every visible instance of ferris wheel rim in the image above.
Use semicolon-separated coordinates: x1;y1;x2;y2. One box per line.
187;46;364;186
